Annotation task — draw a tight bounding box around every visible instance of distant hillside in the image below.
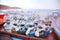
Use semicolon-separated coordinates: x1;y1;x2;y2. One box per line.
0;4;21;10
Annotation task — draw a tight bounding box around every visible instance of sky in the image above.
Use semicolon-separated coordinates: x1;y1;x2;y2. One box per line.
0;0;60;9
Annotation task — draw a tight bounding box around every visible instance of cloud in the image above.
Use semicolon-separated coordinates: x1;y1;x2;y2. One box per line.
0;0;60;9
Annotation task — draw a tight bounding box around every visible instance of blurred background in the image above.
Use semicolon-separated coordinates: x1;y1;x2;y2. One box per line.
0;0;60;40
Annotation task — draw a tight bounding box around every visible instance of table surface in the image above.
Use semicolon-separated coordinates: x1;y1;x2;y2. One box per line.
0;24;59;40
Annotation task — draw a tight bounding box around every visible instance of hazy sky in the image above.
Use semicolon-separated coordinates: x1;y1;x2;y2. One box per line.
0;0;60;9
